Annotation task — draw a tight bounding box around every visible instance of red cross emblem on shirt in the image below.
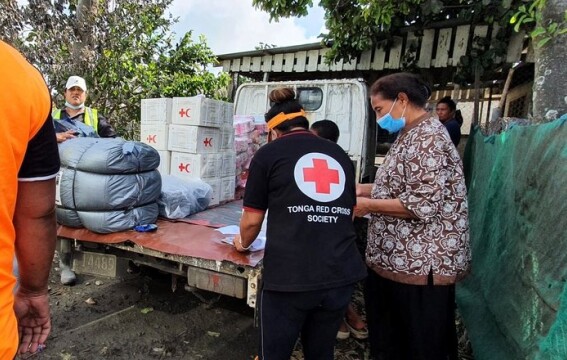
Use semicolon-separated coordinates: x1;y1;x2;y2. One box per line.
203;137;213;147
303;159;340;194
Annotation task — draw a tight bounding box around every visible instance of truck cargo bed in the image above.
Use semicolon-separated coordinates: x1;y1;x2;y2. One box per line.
57;200;263;308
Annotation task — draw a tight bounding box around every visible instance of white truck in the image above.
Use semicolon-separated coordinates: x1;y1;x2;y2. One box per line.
58;78;381;311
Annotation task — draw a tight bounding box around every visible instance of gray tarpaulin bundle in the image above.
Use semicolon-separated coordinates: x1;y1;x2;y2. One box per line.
56;138;161;233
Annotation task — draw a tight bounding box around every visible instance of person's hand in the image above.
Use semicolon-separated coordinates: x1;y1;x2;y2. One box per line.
13;287;51;354
233;234;249;253
56;130;77;143
354;197;371;217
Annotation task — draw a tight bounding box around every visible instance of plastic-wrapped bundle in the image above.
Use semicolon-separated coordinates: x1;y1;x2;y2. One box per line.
57;168;161;211
233;115;255;135
58;137;159;174
57;203;159;234
157;176;212;219
56;137;161;233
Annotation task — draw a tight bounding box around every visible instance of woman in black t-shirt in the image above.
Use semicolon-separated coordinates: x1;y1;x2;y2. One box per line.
234;88;366;360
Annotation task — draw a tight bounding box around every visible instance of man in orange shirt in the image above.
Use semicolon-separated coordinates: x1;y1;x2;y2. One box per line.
0;40;60;358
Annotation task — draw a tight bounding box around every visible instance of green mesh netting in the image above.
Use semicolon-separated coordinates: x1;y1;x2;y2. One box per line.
457;116;567;360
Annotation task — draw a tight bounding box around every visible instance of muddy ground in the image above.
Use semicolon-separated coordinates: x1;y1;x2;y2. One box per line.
24;251;472;360
31;254;373;360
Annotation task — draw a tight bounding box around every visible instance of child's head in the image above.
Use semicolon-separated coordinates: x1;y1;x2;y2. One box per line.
310;119;340;143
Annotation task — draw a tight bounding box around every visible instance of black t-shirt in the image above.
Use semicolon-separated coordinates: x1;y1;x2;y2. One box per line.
19;112;60;180
244;130;366;291
443;118;461;147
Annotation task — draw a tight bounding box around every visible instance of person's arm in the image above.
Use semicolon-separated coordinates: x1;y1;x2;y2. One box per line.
97;113;117;138
356;183;374;197
234;209;265;252
15;111;60;354
56;129;77;143
13;179;57;354
354;197;415;218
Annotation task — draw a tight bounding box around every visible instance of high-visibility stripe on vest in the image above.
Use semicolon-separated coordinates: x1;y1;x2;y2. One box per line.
52;107;99;134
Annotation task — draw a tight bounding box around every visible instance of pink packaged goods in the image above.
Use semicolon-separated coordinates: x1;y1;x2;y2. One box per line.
233;115;255;135
234;136;251;153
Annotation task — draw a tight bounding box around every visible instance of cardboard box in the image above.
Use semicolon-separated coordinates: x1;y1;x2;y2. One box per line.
141;98;172;124
207;99;222;126
170;152;222;179
171;96;221;128
157;150;170;175
168;125;220;153
221;151;236;177
220;125;235;150
220;176;236;202
140;124;169;151
202;177;220;207
223;102;234;127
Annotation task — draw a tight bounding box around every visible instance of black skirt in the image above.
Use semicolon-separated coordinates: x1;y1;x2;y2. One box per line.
365;270;458;360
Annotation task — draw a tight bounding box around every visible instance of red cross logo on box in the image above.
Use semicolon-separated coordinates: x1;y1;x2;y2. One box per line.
294;153;345;202
146;135;157;143
178;108;191;118
178;163;191;173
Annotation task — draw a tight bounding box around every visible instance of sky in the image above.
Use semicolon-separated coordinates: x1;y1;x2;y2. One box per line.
168;0;326;55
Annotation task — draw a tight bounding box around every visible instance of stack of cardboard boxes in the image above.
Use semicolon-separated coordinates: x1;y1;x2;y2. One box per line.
140;96;235;207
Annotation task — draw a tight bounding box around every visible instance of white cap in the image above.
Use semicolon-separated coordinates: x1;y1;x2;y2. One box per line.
65;76;87;91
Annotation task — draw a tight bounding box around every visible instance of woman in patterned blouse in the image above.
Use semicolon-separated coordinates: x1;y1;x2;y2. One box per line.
355;73;470;360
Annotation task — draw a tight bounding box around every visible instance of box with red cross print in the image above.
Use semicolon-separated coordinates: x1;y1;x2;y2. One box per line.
141;98;172;124
172;96;222;128
170;152;223;180
168;125;220;154
140;123;169;151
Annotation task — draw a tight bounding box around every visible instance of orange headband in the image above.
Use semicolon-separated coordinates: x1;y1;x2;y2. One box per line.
267;110;306;130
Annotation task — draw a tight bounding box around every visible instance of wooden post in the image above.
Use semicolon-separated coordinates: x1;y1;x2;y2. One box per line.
473;63;481;126
230;72;239;102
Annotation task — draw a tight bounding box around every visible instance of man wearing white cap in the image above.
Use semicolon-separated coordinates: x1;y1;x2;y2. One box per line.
53;76;116;285
52;75;116;143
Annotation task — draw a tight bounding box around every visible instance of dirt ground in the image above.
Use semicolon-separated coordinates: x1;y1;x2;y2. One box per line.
30;253;375;360
26;251;472;360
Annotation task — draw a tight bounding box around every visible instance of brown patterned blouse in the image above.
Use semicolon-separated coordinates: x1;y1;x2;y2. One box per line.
366;115;470;285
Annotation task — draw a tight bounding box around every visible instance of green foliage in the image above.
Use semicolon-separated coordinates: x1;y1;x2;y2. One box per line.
510;0;567;48
254;0;523;65
252;0;313;19
2;0;229;140
252;0;534;85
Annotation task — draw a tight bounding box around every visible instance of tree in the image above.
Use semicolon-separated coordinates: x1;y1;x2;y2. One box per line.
1;0;230;139
510;0;567;123
252;0;566;122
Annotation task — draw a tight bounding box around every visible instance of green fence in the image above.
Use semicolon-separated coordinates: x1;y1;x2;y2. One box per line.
457;116;567;360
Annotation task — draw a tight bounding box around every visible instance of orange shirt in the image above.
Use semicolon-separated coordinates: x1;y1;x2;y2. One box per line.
0;40;52;358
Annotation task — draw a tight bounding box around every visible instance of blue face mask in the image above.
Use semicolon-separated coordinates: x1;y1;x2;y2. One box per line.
377;99;406;134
